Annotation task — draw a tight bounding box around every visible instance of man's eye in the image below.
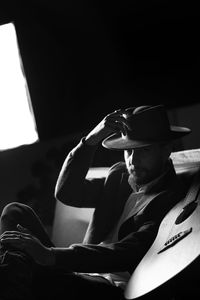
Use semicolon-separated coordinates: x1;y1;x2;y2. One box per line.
143;147;151;152
126;149;132;156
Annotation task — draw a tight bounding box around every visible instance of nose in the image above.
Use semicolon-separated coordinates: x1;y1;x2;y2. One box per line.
129;149;140;165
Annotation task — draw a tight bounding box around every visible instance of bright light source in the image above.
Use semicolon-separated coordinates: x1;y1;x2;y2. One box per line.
0;23;38;150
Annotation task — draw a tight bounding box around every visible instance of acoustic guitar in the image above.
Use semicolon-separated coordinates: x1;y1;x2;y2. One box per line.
125;169;200;299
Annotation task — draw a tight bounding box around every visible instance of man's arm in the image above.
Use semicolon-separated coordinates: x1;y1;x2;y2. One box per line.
54;138;104;207
48;220;158;274
55;108;130;207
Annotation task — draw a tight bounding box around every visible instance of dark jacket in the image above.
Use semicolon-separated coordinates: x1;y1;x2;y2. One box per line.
53;138;184;274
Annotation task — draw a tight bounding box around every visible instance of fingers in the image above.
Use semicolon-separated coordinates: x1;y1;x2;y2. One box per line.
0;230;30;238
106;119;127;135
17;224;30;234
0;232;29;242
0;230;33;250
111;108;127;117
105;108;131;135
0;234;25;250
1;236;23;244
0;230;31;247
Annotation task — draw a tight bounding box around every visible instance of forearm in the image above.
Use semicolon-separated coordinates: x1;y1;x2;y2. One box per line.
45;220;158;273
55;138;98;206
47;244;130;273
46;236;153;274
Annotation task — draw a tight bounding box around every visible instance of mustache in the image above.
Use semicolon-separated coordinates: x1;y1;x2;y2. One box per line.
128;165;144;173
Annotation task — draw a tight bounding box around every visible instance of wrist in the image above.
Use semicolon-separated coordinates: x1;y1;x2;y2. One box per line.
44;247;56;266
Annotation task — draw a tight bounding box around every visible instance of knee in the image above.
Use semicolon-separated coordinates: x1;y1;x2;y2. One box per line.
1;202;31;222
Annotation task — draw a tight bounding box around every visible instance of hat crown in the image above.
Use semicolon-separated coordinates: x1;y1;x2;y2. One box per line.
102;104;191;150
125;105;171;141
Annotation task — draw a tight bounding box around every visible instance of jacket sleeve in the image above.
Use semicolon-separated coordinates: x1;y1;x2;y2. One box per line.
51;219;159;274
51;187;180;274
55;138;105;208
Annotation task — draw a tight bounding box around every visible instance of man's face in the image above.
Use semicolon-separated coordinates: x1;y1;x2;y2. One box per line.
124;143;170;186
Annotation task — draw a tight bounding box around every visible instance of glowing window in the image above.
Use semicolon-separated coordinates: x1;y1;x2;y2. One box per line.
0;22;38;150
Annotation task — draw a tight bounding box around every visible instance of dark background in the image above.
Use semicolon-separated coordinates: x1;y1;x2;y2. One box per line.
0;0;200;241
1;0;200;141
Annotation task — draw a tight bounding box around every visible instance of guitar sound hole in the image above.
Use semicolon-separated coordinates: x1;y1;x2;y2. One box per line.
175;201;198;224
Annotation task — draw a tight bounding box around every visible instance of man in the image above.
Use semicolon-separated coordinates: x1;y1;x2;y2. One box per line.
0;105;191;299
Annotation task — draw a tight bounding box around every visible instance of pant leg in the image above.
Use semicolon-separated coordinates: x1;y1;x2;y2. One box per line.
0;204;124;300
32;270;125;300
0;202;54;247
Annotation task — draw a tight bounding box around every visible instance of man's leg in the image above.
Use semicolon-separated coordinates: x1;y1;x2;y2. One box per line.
0;202;55;299
33;271;125;300
0;203;125;300
0;202;54;247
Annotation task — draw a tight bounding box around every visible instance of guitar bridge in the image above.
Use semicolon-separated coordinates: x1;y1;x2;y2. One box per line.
158;227;192;254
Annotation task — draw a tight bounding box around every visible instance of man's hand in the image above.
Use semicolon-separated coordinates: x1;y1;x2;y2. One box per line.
0;224;55;266
85;108;131;146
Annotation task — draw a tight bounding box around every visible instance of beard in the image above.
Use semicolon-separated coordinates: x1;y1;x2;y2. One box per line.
127;163;162;186
127;166;148;185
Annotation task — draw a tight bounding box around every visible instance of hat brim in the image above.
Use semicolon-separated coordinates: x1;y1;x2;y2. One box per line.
102;126;191;150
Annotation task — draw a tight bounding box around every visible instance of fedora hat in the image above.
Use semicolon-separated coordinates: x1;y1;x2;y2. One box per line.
102;105;191;150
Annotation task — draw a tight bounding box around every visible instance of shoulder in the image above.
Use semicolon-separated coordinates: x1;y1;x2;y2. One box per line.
109;161;127;172
106;161;128;180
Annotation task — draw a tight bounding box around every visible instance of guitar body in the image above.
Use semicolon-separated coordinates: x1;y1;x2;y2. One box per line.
125;191;200;299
